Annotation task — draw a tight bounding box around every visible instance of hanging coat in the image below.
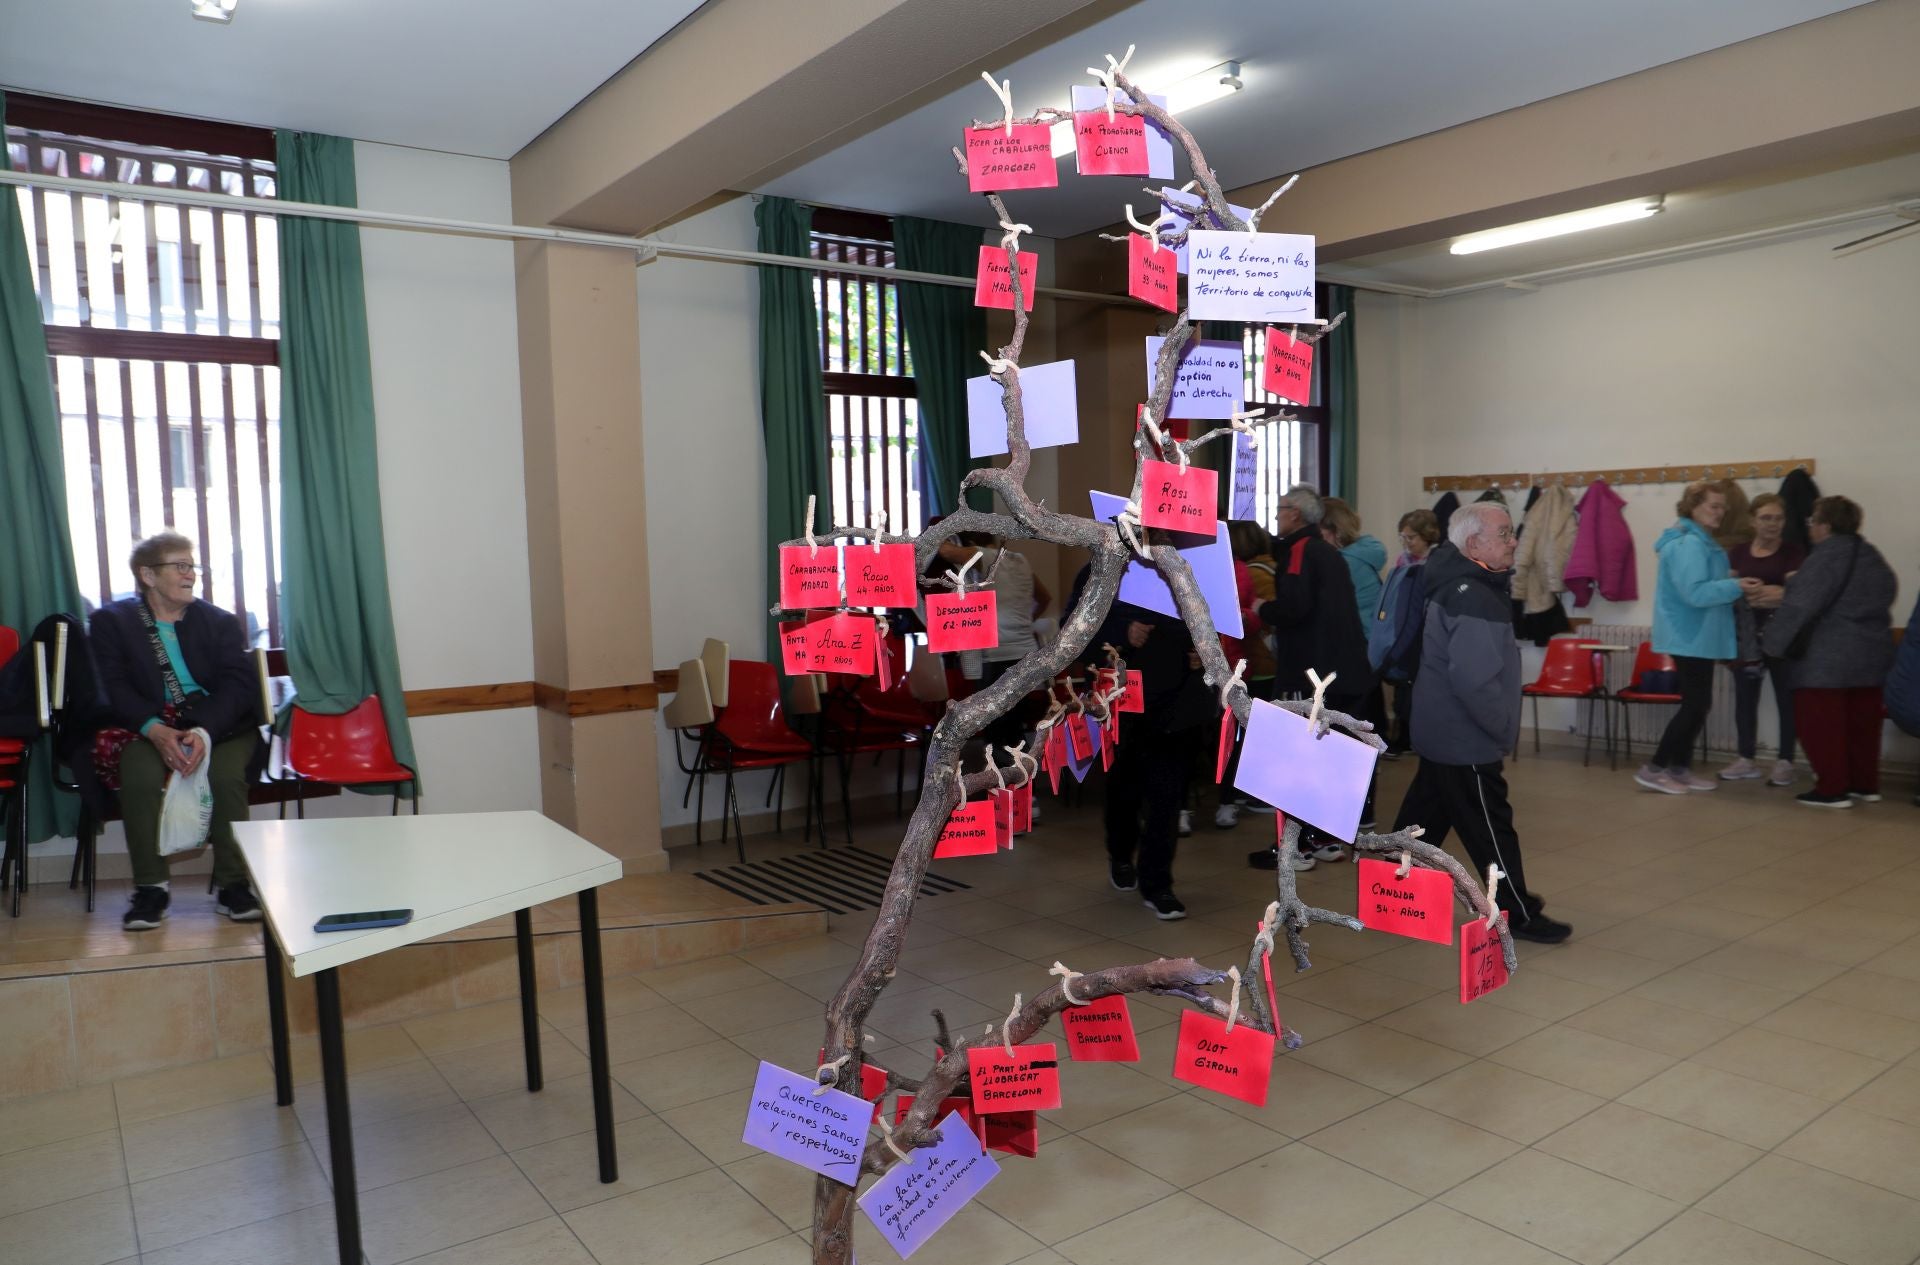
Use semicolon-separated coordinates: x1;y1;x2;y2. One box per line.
1432;491;1460;526
1511;484;1577;615
1564;480;1637;606
1778;467;1821;553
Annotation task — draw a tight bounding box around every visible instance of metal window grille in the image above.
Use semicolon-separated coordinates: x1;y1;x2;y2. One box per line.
1239;316;1330;522
6;103;282;645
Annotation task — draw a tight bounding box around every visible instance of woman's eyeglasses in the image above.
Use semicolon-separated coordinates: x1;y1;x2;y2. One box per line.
152;562;200;575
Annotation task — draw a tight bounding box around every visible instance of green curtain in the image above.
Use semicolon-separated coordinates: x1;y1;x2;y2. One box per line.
1324;283;1358;502
894;216;989;515
275;130;418;793
0;93;85;842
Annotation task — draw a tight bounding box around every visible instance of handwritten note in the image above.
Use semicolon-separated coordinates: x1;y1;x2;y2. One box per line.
1231;432;1258;521
1070;86;1172;178
778;620;815;675
741;1061;870;1181
1460;913;1511;1004
1089;490;1244;638
1140;459;1219;538
844;543;918;608
1159;186;1257;273
811;613;876;676
966;1042;1062;1112
778;545;840;609
924;591;998;653
1172;1010;1274;1106
1067;713;1095;762
968;359;1078;458
1117;673;1145;713
1011;781;1032;834
1148;335;1243;420
1063;995;1140;1062
1044;726;1065;795
962;123;1058;192
1129;233;1178;312
1186;230;1316;324
990;788;1013;851
1232;697;1379;842
858;1114;1001;1259
1261;326;1314;403
1356;858;1454;945
974;245;1037;311
933;801;998;858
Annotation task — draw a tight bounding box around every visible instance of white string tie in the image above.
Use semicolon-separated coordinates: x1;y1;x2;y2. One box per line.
944;549;981;596
1050;962;1089;1006
1002;995;1021;1055
1217;658;1246;708
1305;668;1337;731
1175;440;1190;474
998;218;1033;255
1008;741;1039;789
1223;966;1243;1033
804;494;819;556
1228;407;1267;434
1115;508;1150;559
814;1055;850;1095
872;508;887;553
988;757;1006;790
1085;44;1136;121
1122;204;1178;250
1395;851;1411;879
980;71;1015;137
978;350;1015;376
1484;864;1505;928
1140;408;1166;454
875;1113;913;1164
1252;901;1280;959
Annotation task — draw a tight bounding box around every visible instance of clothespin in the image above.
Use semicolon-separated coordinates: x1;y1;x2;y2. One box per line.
1304;668;1336;731
1223;966;1243;1034
978;349;1015;377
1394;851;1411;879
998;218;1033;255
980;71;1015;137
814;1054;850;1096
1228;407;1267;434
872;508;887;553
1086;44;1136;121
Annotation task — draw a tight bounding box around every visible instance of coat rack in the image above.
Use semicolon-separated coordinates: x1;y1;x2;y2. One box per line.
1422;458;1816;495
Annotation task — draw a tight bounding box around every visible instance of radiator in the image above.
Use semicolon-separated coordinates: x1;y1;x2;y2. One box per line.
1575;623;1741;756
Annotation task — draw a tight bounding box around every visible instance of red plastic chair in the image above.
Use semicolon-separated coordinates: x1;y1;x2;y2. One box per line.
0;626;29;915
1613;641;1705;764
698;661;813;861
286;694;417;817
1519;637;1613;767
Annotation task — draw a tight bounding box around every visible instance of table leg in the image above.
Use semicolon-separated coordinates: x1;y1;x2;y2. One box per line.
577;888;618;1183
263;926;293;1107
315;969;363;1265
515;909;543;1093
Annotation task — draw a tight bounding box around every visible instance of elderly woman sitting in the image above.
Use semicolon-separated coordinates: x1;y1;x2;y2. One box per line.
91;531;265;930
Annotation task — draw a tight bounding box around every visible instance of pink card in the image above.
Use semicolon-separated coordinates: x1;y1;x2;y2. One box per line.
974;245;1037;312
1262;326;1314;403
872;634;896;691
1139;460;1219;537
990;788;1013;851
811;613;876;676
934;801;998;858
1172;1010;1275;1106
844;543;918;608
925;591;998;653
1044;727;1065;795
1063;996;1139;1062
1011;781;1033;834
962;123;1058;192
778;620;814;675
1117;674;1145;713
1099;716;1115;770
1073;109;1146;175
778;545;840;609
1357;858;1454;945
1128;233;1178;312
967;1043;1062;1112
1460;913;1511;1004
1216;709;1237;783
1067;712;1094;762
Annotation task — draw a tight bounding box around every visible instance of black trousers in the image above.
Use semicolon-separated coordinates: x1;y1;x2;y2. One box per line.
1105;722;1192;896
1392;757;1538;925
1652;655;1716;769
1732;660;1795;762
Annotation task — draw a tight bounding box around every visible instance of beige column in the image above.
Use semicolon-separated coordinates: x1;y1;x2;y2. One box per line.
515;240;665;872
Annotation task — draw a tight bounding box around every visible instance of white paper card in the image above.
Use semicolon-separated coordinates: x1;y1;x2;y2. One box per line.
1186;230;1316;324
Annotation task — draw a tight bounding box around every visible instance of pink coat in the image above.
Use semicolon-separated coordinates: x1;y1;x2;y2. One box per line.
1564;480;1637;606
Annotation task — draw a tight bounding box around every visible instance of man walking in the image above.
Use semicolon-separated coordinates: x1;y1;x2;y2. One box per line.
1392;503;1572;943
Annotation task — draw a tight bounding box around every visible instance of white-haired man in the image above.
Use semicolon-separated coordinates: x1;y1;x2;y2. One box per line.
1391;503;1571;943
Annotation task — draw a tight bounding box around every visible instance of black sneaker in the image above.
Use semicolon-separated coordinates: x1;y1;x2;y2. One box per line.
1108;860;1138;892
1142;891;1187;921
1510;914;1573;944
216;884;264;922
1796;791;1853;810
124;886;170;931
1247;847;1279;871
1523;893;1546;918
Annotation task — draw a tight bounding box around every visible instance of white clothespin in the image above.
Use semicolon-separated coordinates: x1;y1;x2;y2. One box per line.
814;1054;850;1095
945;550;981;596
980;71;1015;137
1394;851;1411;879
1002;995;1021;1056
1217;659;1247;708
978;349;1014;377
1123;203;1177;251
1483;864;1504;928
1086;44;1136;121
1304;667;1337;731
1049;962;1088;1006
1223;966;1243;1033
1115;507;1150;558
804;494;819;557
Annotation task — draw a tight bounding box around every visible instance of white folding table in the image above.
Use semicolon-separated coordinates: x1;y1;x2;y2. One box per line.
235;811;624;1265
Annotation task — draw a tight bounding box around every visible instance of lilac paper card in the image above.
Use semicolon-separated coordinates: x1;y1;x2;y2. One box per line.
1147;336;1242;420
741;1061;870;1181
968;359;1078;458
1233;698;1379;843
1231;433;1258;521
1070;86;1174;179
1159;186;1257;274
857;1114;1001;1258
1090;491;1244;638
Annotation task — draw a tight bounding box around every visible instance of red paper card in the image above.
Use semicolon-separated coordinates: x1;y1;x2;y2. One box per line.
1100;716;1115;770
810;613;875;676
1356;858;1455;945
778;620;813;675
1255;921;1280;1031
1139;460;1219;537
1062;996;1140;1062
1129;233;1178;312
894;1096;986;1149
892;1098;1037;1157
844;542;918;608
967;1043;1062;1112
1067;713;1095;762
1460;913;1511;1004
990;788;1013;851
974;245;1038;311
925;590;999;653
1216;709;1237;782
1073;109;1149;176
962;123;1058;193
1044;727;1065;795
1117;674;1145;713
1012;781;1033;834
1262;326;1314;403
1172;1010;1275;1106
872;634;895;691
933;801;998;858
778;545;840;609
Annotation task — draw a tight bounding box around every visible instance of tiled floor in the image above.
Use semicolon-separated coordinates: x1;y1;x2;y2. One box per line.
4;747;1919;1264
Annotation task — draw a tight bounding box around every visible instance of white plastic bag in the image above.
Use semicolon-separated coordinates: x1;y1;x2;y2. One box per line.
157;727;216;857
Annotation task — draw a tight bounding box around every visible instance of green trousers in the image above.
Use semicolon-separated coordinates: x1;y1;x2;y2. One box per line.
118;734;254;889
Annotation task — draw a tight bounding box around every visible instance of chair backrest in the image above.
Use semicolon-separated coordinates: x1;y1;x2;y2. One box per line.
785;671;823;717
662;658;714;730
906;647;948;703
287;695;409;782
1532;637;1601;692
702;639;730;710
1630;640;1675;680
714;660;797;747
0;626;18;663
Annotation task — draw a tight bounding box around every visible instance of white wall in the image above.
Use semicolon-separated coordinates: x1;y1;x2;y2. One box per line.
1354;225;1920;765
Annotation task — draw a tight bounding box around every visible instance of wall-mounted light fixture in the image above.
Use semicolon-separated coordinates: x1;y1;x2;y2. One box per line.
1049;61;1244;159
1450;197;1664;255
190;0;238;24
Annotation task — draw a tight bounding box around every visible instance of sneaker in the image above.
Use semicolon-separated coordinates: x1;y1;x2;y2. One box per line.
1719;757;1763;780
1768;760;1797;787
1796;791;1853;809
1310;843;1345;863
123;885;170;931
1247;848;1279;871
1242;801;1277;815
1668;767;1717;792
1634;764;1689;796
1510;915;1574;944
216;884;264;922
1522;893;1546;918
1286;850;1318;873
1849;790;1883;803
1109;860;1139;891
1213;804;1241;829
1142;890;1187;921
1177;810;1193;838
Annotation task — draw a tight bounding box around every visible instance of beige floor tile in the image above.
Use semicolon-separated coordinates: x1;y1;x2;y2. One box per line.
1635;900;1774;943
0;1084;117;1157
131;1141;330;1252
1626;965;1799;1024
1611;1209;1835;1265
0;1186;138;1265
1621;1062;1831;1149
403;999;552;1055
1292;1023;1474;1095
1700;1154;1920;1265
121;1093;303;1182
1559;992;1742;1058
511;1112;711;1211
1811;969;1920;1025
535;975;676;1028
721;1150;817;1231
439;1031;592;1100
734;935;864;980
679;979;829;1038
1078;1094;1286;1186
659;1088;770;1166
1536;1101;1762;1202
70;962;216;1084
291;1057;459;1136
135;1200;338;1265
863;985;998;1047
564;1167;789;1265
112;1051;274;1125
1269;992;1365;1040
469;1069;649;1152
855;1198;1047;1265
307;1098;502;1191
1278;964;1438;1021
634;956;779;1003
1846;1055;1920;1127
401;1215;597;1264
1343;940;1463;991
0;1128;125;1220
1858;937;1920;984
1475;964;1617;1022
1306;1098;1520;1196
1054;1192;1306;1265
358;1153;553;1265
977;1134;1175;1243
1580;917;1728;965
1524;942;1670;991
1373;994;1550;1057
1486;1025;1679;1098
1322;1201;1571;1265
1405;1060;1605;1145
895;938;1027;985
286;1022;425;1086
612;1039;774;1115
562;1004;720;1066
1777;1105;1920;1201
1203;1055;1387;1137
1190;1142;1421;1256
730;1016;853;1068
1755;995;1920;1062
1440;1151;1683;1265
1038;1059;1183;1133
1692;1028;1889;1102
1691;943;1850;993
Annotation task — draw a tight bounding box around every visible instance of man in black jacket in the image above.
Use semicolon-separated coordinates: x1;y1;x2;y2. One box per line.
1392;504;1571;943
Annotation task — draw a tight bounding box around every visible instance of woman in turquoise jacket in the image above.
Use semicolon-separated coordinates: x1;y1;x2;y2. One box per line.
1638;482;1761;795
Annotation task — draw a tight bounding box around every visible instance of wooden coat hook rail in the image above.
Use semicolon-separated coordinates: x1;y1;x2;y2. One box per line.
1422;458;1816;495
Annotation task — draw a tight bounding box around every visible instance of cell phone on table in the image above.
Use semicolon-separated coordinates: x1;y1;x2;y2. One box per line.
314;909;413;933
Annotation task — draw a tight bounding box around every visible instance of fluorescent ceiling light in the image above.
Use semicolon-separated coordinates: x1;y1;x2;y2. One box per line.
190;0;237;23
1049;61;1244;159
1449;197;1664;255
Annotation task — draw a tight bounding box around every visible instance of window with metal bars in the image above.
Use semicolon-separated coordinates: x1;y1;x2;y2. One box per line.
6;95;282;645
809;209;924;538
1238;302;1330;527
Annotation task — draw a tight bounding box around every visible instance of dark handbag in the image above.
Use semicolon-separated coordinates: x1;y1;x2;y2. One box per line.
1780;539;1858;660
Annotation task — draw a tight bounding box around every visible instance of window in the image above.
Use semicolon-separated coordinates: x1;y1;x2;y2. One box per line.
6;95;282;644
810;209;924;537
1239;295;1332;526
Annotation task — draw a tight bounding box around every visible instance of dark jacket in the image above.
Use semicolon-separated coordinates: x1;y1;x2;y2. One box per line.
1410;543;1520;765
1888;593;1920;736
1761;535;1897;690
1368;558;1428;683
1256;527;1372;698
90;596;260;743
1089;599;1212;734
1777;467;1821;554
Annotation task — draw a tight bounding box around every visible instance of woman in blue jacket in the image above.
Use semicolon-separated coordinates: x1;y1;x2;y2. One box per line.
1638;482;1761;795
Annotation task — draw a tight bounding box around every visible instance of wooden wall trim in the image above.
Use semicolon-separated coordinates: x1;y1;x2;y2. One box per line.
404;683;537;717
404;680;657;718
